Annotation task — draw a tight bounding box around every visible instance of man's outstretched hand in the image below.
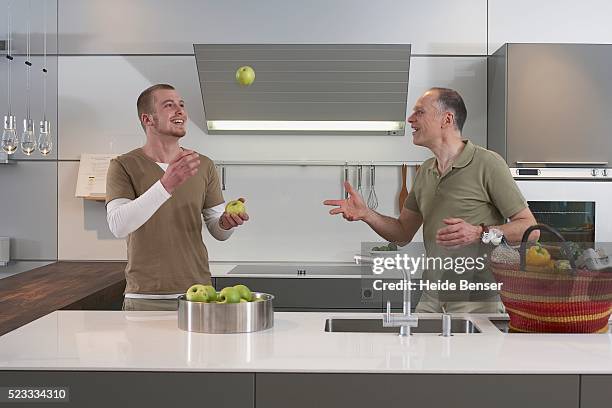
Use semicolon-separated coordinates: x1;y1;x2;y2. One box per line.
323;181;371;222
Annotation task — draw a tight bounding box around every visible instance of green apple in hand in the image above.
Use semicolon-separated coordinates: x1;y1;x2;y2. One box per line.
225;200;246;216
217;287;242;304
236;65;255;86
186;284;210;302
233;284;253;301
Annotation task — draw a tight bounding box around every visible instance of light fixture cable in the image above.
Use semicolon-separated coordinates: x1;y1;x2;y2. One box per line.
42;0;47;122
37;0;52;156
6;0;12;116
25;0;31;121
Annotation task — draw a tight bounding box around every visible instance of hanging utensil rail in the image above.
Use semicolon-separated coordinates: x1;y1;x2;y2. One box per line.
214;160;423;167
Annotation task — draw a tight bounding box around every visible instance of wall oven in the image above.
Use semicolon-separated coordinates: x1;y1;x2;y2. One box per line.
511;168;612;243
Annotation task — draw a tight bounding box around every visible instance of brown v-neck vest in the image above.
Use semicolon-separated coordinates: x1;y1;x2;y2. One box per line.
106;148;224;294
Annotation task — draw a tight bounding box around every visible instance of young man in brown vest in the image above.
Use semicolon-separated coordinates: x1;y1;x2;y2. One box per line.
106;84;248;311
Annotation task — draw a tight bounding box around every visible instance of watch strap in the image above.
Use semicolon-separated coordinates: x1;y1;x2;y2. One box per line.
480;223;489;239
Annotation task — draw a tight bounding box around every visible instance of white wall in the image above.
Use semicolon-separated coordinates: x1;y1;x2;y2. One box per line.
488;0;612;54
57;162;126;260
3;0;612;269
55;0;489;262
57;0;487;55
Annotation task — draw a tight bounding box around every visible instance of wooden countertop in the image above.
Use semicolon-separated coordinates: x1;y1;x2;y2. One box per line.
0;261;126;336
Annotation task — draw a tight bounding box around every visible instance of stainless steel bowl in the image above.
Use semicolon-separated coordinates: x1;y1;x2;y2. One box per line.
178;292;274;333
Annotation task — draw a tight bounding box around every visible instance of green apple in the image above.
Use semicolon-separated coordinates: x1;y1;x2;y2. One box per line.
202;285;217;302
236;65;255;86
217;287;242;304
233;284;252;301
186;284;210;302
225;200;246;215
239;299;248;303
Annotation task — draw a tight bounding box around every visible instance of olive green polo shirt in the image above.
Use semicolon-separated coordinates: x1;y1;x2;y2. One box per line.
405;140;527;250
404;140;527;299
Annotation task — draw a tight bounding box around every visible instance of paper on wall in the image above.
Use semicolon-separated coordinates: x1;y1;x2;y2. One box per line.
75;153;116;198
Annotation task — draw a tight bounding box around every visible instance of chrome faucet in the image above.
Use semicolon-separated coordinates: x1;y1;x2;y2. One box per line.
354;254;418;337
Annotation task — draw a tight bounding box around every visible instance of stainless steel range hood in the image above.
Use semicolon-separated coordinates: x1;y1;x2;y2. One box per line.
194;44;411;135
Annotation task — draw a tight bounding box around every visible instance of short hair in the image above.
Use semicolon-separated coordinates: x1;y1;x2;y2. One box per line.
429;87;467;132
136;84;175;130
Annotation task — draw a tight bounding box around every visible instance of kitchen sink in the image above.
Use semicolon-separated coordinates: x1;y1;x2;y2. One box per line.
489;317;612;334
324;318;481;334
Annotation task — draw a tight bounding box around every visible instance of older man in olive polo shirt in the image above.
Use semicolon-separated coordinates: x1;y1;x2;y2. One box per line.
324;87;537;313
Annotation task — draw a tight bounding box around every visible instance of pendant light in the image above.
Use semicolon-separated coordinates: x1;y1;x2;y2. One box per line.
37;0;52;155
20;0;36;155
1;1;18;155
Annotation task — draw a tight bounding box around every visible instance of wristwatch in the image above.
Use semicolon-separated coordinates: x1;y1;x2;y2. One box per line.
480;223;504;245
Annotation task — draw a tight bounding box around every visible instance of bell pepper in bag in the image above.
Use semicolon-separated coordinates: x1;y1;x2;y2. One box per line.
526;243;551;266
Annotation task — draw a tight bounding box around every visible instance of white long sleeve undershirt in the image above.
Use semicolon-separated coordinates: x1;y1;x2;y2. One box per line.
106;162;233;241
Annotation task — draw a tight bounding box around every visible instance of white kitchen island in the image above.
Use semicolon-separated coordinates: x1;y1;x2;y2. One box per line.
0;311;610;407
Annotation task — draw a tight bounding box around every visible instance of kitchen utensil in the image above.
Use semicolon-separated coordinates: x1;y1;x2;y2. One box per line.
343;162;349;199
357;165;363;197
399;164;408;210
178;292;274;333
221;165;226;191
367;164;378;210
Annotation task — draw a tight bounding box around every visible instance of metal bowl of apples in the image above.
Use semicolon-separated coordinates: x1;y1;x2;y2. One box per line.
178;284;274;334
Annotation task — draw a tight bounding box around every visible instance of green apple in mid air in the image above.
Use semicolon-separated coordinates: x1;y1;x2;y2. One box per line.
186;284;210;302
233;284;252;301
236;65;255;86
217;287;242;304
225;200;246;216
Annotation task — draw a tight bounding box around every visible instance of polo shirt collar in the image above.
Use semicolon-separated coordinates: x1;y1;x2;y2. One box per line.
452;140;476;168
427;139;475;172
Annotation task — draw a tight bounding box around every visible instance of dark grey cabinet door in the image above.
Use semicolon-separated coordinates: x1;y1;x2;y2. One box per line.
256;373;579;408
580;375;612;408
0;371;254;408
215;277;382;310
